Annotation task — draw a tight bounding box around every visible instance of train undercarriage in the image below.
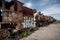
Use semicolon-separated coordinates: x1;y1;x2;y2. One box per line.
0;23;21;40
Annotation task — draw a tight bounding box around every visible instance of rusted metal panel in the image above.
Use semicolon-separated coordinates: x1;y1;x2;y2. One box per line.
22;16;34;28
0;0;36;30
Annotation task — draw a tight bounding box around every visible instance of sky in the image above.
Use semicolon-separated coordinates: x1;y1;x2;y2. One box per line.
5;0;60;20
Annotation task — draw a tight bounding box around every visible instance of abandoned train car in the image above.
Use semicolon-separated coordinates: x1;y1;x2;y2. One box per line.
0;0;36;39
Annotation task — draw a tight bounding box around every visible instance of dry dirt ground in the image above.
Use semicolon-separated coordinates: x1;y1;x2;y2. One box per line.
20;22;60;40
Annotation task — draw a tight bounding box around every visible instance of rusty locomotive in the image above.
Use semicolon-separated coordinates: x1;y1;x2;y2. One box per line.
0;0;36;40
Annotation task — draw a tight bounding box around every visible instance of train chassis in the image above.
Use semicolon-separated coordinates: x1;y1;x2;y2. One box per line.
0;23;20;40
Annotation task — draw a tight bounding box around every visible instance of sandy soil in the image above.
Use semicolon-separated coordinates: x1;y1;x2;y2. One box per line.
20;22;60;40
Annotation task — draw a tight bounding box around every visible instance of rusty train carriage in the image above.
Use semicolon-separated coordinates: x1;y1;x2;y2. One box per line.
35;12;56;27
0;0;36;40
1;0;36;29
0;0;36;39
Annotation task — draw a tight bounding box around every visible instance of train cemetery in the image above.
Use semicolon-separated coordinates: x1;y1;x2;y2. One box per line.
0;0;56;40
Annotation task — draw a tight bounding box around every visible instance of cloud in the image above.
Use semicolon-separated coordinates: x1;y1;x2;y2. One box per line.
24;2;32;8
40;0;49;6
41;4;60;15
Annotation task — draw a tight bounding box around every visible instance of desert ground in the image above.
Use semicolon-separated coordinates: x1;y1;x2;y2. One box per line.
21;21;60;40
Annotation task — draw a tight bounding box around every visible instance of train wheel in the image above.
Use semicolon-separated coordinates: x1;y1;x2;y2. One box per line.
1;29;10;39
